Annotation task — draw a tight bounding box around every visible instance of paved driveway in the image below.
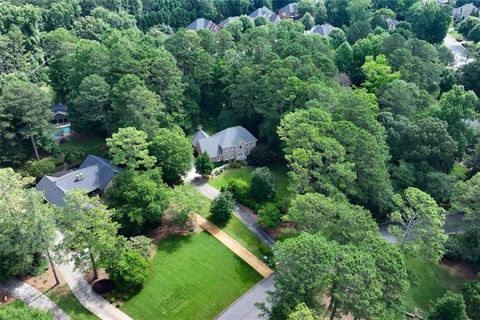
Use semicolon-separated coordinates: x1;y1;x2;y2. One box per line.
444;34;474;68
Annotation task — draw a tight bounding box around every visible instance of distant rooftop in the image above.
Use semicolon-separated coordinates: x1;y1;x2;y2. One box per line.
187;18;219;31
310;23;334;36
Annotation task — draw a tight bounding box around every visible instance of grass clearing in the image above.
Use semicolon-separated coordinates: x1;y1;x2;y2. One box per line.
402;256;465;312
197;195;266;259
120;232;262;320
451;163;469;180
46;285;98;320
59;133;107;157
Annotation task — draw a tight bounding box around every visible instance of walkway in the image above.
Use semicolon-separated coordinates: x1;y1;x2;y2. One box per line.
55;259;133;320
0;279;70;320
195;214;273;277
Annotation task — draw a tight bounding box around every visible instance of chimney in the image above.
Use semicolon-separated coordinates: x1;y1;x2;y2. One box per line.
75;173;84;182
197;124;203;131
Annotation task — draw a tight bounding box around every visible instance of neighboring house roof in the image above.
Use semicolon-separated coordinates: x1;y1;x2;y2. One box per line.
197;126;257;158
385;18;398;30
310;23;334;36
52;103;67;115
219;16;239;28
249;6;280;22
453;3;478;20
187;18;219;31
36;155;120;206
278;3;299;19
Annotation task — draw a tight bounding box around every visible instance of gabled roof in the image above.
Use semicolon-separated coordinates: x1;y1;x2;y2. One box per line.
187;18;219;31
278;3;298;18
52;103;67;115
219;16;239;28
36;155;119;206
310;23;334;36
249;6;280;22
453;3;478;20
197;126;257;158
192;129;210;147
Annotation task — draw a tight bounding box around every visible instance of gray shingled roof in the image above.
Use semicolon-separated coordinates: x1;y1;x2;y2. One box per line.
197;126;257;158
187;18;219;31
453;3;478;20
192;129;210;147
219;16;239;27
249;6;280;22
278;3;298;18
36;155;119;206
310;23;334;36
52;103;67;115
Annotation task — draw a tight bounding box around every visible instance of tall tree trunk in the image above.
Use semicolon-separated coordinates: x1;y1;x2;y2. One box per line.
31;136;40;160
89;251;98;280
47;250;59;286
330;303;337;320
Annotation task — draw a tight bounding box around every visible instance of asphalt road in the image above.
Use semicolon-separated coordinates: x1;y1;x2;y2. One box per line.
444;34;474;68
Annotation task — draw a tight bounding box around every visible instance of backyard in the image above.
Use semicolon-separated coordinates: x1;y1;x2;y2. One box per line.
120;232;262;320
59;133;107;158
402;256;466;313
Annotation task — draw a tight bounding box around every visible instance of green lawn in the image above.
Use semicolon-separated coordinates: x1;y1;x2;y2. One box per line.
46;285;98;320
209;163;291;202
120;232;262;320
196;195;266;259
402;256;465;313
60;134;107;157
451;163;469;180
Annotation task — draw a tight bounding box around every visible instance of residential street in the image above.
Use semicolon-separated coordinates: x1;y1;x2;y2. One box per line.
0;279;70;320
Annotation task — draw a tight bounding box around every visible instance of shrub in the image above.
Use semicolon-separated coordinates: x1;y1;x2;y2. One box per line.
25;158;56;178
226;178;249;202
29;253;48;277
210;191;235;223
108;249;150;291
64;150;86;167
250;167;276;202
248;145;277;166
463;279;480;320
230;161;242;169
258;203;282;228
195;152;214;175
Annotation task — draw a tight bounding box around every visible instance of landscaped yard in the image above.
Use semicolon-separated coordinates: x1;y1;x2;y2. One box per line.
59;133;107;157
120;232;262;320
402;256;465;313
196;195;266;259
46;285;98;320
209;163;291;201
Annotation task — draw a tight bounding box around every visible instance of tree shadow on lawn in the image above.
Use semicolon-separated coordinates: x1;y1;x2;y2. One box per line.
157;234;195;254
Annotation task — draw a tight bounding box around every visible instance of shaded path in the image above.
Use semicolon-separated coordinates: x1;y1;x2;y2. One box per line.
195;214;273;277
0;279;70;320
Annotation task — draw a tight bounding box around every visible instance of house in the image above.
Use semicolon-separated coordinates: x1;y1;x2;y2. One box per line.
453;3;479;21
310;23;334;36
51;103;68;126
219;16;239;28
249;6;281;23
192;126;257;162
36;155;120;206
186;18;220;32
278;3;299;20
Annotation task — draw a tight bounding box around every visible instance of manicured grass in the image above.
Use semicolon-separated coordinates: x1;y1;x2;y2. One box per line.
451;163;469;180
59;133;107;157
197;195;266;259
120;232;262;320
402;256;465;312
46;285;98;320
209;163;291;202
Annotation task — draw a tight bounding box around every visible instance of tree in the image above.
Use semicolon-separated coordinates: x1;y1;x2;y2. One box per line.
0;302;53;320
286;193;378;244
301;12;314;30
468;24;480;44
258;203;282;227
107;249;149;291
57;190;120;279
427;291;468;320
149;128;193;181
288;303;325;320
389;187;447;262
195;152;214;176
70;74;111;133
104;169;169;236
266;233;337;319
106;127;156;170
0;79;53;160
451;173;480;267
408;2;450;44
458;16;480;37
361;54;400;94
165;185;202;226
346;21;372;44
250;167;277;202
463;279;480;320
335;42;354;73
347;0;372;23
210;191;235;223
0;169;56;281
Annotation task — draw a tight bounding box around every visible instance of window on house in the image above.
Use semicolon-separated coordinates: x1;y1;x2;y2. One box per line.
239;145;242;150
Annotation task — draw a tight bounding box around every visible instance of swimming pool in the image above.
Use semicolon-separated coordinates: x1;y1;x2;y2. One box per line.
53;124;72;140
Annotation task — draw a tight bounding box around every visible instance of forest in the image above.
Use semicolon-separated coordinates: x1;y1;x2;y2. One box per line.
1;0;480;319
